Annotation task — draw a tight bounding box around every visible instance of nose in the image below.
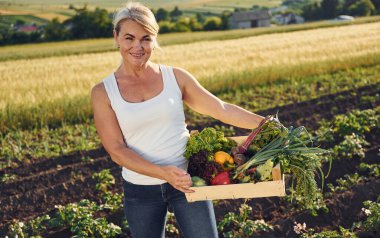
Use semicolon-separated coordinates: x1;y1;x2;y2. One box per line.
133;40;144;49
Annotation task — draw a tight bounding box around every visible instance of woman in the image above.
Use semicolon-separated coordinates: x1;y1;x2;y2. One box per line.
91;2;264;238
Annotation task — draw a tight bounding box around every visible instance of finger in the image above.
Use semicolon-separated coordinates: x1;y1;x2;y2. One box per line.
184;188;195;193
177;186;195;193
177;177;192;187
174;168;188;176
183;180;192;187
178;173;191;181
176;176;191;183
180;180;194;191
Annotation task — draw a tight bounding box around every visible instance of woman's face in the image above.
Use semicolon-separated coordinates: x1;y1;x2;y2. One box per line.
114;20;156;67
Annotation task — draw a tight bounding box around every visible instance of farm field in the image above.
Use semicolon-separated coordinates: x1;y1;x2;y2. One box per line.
0;0;282;20
0;13;379;238
0;21;379;134
1;15;379;62
1;85;379;237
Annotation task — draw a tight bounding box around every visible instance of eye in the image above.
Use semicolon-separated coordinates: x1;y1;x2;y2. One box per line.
125;37;133;40
143;38;152;41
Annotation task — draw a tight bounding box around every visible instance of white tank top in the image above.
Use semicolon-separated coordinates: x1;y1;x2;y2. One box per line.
102;65;190;185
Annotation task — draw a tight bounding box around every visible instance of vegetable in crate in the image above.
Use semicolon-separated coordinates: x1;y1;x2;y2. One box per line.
211;171;231;185
185;128;237;161
233;115;331;208
191;176;207;187
186;128;237;184
247;115;286;155
214;151;235;171
187;149;224;184
256;159;274;181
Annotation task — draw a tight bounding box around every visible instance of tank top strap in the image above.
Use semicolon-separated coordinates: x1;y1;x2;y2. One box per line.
160;65;182;96
102;74;118;108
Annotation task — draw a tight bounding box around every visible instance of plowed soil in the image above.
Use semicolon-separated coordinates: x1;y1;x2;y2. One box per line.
0;83;379;237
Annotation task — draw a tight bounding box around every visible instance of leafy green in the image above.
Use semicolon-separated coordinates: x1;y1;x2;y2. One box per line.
184;127;236;160
256;160;274;181
248;117;285;154
234;117;330;209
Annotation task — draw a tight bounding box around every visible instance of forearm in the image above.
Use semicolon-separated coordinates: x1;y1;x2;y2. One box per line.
103;143;194;193
217;102;264;129
107;146;193;192
109;146;166;180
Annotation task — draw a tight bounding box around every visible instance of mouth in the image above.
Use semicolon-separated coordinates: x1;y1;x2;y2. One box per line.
130;52;145;58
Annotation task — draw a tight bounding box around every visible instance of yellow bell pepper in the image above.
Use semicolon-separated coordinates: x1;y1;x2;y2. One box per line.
214;151;235;170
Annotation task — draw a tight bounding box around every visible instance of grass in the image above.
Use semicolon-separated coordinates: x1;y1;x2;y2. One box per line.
0;14;49;28
0;15;379;62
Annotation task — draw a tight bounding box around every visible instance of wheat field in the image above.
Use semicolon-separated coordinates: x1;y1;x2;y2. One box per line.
1;22;379;110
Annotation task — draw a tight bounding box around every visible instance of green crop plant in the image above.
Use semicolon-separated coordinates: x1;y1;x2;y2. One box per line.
218;203;273;238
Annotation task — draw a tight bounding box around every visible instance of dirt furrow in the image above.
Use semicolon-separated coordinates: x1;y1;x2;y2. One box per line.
0;83;378;235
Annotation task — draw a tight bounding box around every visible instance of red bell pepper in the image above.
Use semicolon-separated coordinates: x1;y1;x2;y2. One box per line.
211;171;231;185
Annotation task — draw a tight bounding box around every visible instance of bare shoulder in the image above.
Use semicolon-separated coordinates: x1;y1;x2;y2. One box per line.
172;67;198;91
172;67;194;80
91;82;109;105
91;82;105;95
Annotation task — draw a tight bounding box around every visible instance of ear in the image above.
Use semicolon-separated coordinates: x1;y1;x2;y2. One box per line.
113;30;119;48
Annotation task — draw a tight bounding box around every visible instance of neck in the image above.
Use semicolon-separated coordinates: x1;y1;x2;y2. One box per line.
119;60;152;78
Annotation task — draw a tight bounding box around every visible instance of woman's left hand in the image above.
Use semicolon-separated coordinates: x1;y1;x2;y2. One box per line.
161;165;194;193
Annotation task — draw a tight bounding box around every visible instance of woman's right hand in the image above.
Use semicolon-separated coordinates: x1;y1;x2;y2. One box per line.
161;166;194;193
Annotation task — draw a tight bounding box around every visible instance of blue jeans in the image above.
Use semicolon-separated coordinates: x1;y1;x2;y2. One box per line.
123;180;218;238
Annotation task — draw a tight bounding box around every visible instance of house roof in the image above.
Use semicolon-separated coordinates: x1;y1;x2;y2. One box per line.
231;10;271;22
17;25;38;33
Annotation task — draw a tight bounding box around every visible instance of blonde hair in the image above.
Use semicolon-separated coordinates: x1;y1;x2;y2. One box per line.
113;2;160;48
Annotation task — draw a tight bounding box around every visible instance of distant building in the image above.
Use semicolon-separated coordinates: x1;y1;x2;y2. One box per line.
15;24;39;33
229;10;271;29
274;13;304;25
334;15;354;21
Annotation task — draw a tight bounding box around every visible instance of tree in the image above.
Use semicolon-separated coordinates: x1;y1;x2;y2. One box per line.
196;12;205;23
158;21;174;33
170;6;182;20
69;7;112;39
173;22;191;32
189;16;203;31
302;1;322;21
321;0;340;18
252;5;261;10
220;11;232;30
203;17;222;31
171;17;191;32
348;0;375;16
370;0;380;12
155;8;169;22
44;18;68;41
15;19;26;26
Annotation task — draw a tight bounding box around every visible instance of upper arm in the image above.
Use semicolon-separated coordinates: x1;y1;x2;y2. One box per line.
173;67;225;119
91;83;126;157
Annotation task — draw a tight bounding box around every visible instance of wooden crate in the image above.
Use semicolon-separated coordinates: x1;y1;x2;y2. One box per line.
185;136;286;202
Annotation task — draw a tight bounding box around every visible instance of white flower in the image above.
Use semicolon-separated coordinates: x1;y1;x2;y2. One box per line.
293;222;307;234
362;208;372;216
